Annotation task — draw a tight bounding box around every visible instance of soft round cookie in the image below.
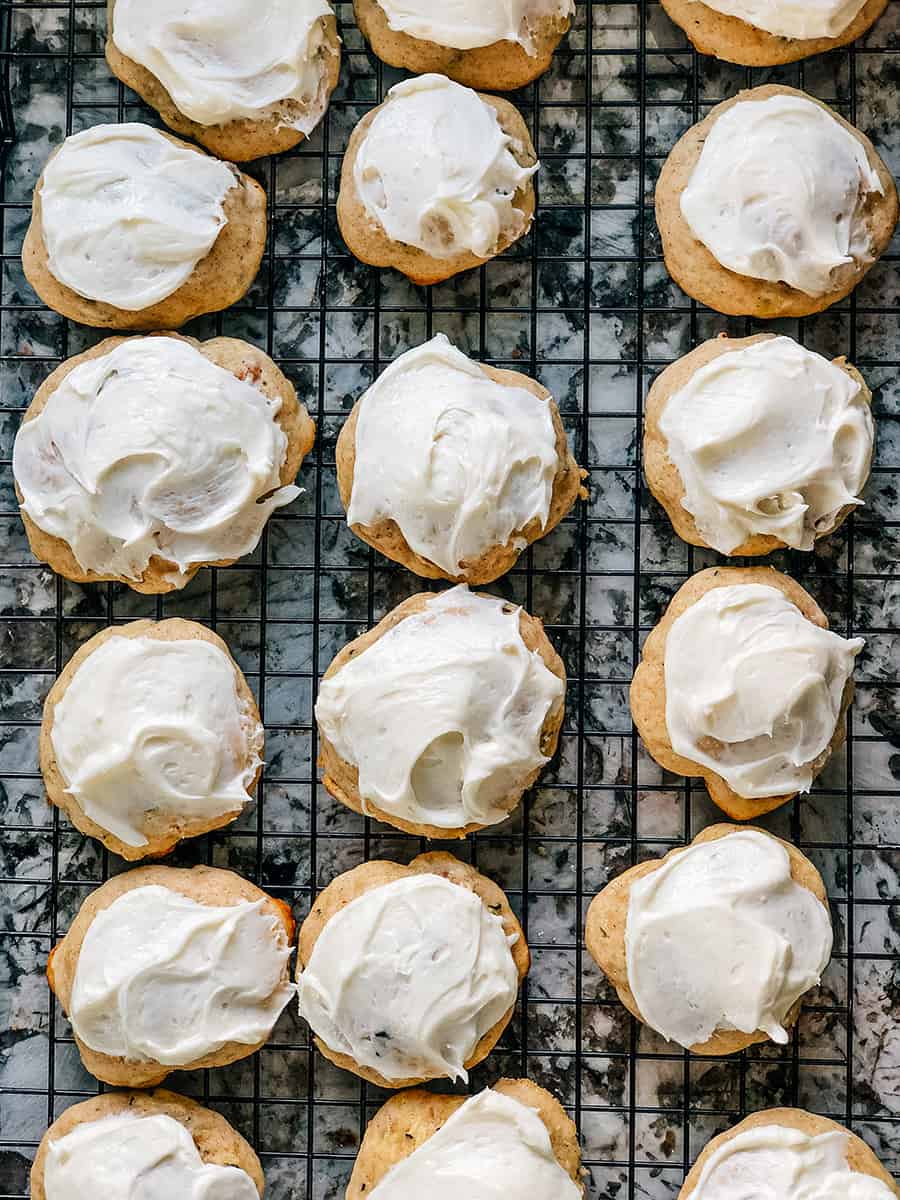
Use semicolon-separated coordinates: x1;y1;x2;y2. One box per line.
23;123;267;329
656;85;898;318
337;335;587;584
585;824;832;1054
47;865;296;1087
40;619;264;862
347;1079;583;1199
659;0;888;66
631;566;863;820
31;1089;264;1200
315;586;566;838
105;0;341;162
679;1109;899;1198
13;333;314;593
337;75;537;286
645;333;874;556
296;851;529;1088
353;0;574;90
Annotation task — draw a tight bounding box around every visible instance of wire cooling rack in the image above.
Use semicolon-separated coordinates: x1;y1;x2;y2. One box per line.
1;1;900;1197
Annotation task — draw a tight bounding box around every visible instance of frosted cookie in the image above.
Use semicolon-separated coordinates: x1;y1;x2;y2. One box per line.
31;1090;263;1200
645;333;874;556
656;86;898;318
13;334;314;593
353;0;574;90
337;334;586;583
47;865;296;1087
40;619;264;862
631;567;864;820
315;586;565;838
659;0;888;66
347;1080;583;1199
22;123;267;329
106;0;340;162
680;1109;899;1199
297;852;528;1087
337;74;537;286
585;825;832;1054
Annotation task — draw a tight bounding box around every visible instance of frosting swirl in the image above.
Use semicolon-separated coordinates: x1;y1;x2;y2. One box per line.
50;634;263;849
659;336;873;553
346;334;559;575
680;95;883;297
375;0;574;52
353;74;537;259
625;830;832;1049
38;124;237;310
13;336;299;586
696;0;868;37
314;586;564;829
664;584;863;799
69;885;295;1065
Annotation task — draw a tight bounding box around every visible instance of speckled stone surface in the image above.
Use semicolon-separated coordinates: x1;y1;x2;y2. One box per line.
1;2;899;1197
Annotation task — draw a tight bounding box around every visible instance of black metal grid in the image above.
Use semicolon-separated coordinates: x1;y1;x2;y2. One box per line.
1;1;899;1197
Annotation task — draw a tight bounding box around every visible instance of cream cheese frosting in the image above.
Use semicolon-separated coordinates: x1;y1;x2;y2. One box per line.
690;1124;897;1200
695;0;868;38
680;95;883;297
659;337;873;554
353;74;537;260
664;584;863;799
13;336;299;586
38;124;237;310
111;0;334;132
346;334;559;575
69;885;295;1064
297;873;519;1081
368;1089;582;1200
50;635;263;849
44;1112;259;1200
625;831;832;1049
375;0;574;53
314;586;564;829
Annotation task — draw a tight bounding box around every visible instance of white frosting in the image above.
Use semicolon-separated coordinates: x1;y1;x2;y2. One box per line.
353;74;537;260
44;1112;258;1200
664;584;864;799
368;1089;582;1200
70;885;295;1064
680;95;883;297
50;635;263;849
691;1124;897;1200
39;124;237;310
314;586;564;829
112;0;334;132
696;0;867;39
375;0;574;53
660;337;873;554
625;830;832;1049
297;873;519;1081
347;335;559;575
13;337;299;587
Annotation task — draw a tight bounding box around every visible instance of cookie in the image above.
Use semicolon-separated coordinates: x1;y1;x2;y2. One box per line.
353;0;573;90
14;332;314;593
644;333;873;556
315;587;566;838
296;851;529;1087
22;123;267;329
585;824;831;1054
40;619;264;862
630;567;862;820
105;0;341;162
337;75;537;286
47;865;296;1087
656;85;898;318
337;334;587;583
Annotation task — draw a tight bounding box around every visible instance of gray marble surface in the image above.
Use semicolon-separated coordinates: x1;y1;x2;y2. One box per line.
1;1;900;1196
